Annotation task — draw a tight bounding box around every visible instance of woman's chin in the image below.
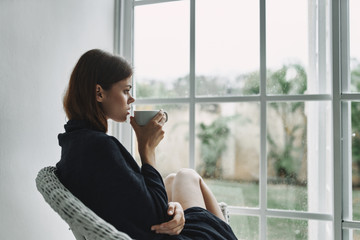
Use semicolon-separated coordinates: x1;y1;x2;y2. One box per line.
110;116;127;123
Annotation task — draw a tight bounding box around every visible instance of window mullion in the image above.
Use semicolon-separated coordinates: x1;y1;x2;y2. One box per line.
332;0;343;239
134;0;183;7
259;0;267;239
189;0;196;169
340;0;352;239
342;102;352;222
341;0;350;93
318;0;327;93
115;0;134;152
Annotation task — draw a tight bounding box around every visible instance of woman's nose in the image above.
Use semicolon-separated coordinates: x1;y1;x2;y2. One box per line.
129;96;135;104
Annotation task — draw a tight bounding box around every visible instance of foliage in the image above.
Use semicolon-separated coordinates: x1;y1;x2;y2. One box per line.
268;65;307;182
351;60;360;178
351;59;360;92
196;75;222;96
135;75;189;99
241;64;307;95
352;101;360;171
240;70;261;94
267;102;306;181
243;64;307;182
267;64;307;95
197;117;230;178
135;76;189;111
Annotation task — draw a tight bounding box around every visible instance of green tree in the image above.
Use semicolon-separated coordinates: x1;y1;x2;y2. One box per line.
351;59;360;92
351;60;360;184
243;64;307;182
197;117;230;179
136;79;167;98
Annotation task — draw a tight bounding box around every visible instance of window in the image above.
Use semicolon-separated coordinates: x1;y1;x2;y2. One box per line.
115;0;360;239
341;0;360;239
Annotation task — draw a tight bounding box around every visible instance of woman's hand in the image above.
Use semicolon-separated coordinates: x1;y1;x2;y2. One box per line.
130;110;167;167
151;202;185;235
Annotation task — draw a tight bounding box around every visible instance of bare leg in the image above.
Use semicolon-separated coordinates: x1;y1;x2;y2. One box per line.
171;169;206;210
164;173;176;202
199;177;225;221
166;168;225;221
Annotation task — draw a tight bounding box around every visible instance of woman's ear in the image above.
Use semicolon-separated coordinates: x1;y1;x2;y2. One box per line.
96;84;105;102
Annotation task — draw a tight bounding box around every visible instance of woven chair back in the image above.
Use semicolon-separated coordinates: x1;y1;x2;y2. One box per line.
36;166;133;240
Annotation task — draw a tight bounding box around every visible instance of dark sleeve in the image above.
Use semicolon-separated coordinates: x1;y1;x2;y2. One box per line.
57;134;170;239
141;163;171;222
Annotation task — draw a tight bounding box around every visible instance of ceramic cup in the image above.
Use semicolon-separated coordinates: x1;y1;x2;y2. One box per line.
134;110;168;126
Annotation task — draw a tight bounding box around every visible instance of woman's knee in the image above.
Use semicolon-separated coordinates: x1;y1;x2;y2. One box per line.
164;173;176;202
171;168;206;210
164;173;176;186
175;168;201;182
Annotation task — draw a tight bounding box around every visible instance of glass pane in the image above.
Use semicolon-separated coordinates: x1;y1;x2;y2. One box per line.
134;104;189;175
343;229;360;240
350;0;360;93
267;218;332;240
267;101;332;213
229;215;259;240
266;0;330;94
134;1;189;99
196;102;260;207
353;229;360;240
267;218;307;240
196;0;259;96
352;102;360;220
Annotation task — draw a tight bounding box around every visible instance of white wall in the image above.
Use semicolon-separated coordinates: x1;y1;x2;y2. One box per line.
0;1;115;239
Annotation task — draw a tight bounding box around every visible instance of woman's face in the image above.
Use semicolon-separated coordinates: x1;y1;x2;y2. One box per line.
97;77;135;122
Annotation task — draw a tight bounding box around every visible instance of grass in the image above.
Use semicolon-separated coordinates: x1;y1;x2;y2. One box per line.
353;188;360;220
206;179;360;240
206;179;308;211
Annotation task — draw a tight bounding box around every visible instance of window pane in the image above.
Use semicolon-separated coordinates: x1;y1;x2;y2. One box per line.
352;229;360;240
134;1;189;99
352;102;360;220
196;0;259;96
266;0;331;94
267;218;332;240
134;104;189;175
195;102;260;207
267;218;307;240
343;229;360;240
267;101;332;213
229;215;259;240
350;0;360;93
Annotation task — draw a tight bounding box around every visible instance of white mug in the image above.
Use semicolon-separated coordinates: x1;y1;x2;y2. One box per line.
134;110;168;126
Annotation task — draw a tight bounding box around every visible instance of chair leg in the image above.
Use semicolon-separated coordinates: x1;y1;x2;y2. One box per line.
218;202;230;224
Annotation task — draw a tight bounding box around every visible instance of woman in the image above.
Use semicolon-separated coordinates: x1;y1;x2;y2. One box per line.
56;49;237;240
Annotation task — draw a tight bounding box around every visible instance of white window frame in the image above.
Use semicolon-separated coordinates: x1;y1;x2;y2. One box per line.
338;0;360;239
113;0;360;239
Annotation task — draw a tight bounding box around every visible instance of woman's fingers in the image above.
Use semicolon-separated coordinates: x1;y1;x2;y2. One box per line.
151;202;185;235
151;218;184;235
129;116;137;128
150;110;167;126
167;202;175;215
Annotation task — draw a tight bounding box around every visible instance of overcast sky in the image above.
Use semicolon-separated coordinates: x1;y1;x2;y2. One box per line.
133;0;359;81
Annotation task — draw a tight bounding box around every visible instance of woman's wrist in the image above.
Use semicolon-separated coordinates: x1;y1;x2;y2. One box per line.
139;147;156;167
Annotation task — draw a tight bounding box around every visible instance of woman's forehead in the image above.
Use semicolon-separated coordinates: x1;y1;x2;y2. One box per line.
116;77;132;86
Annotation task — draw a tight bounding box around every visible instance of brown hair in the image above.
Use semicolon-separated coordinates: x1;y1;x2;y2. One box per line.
63;49;133;132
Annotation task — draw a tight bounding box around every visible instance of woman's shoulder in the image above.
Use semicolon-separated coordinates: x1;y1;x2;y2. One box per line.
84;130;119;149
58;125;114;150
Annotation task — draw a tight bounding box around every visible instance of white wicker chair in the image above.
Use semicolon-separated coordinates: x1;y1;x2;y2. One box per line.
36;166;230;240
